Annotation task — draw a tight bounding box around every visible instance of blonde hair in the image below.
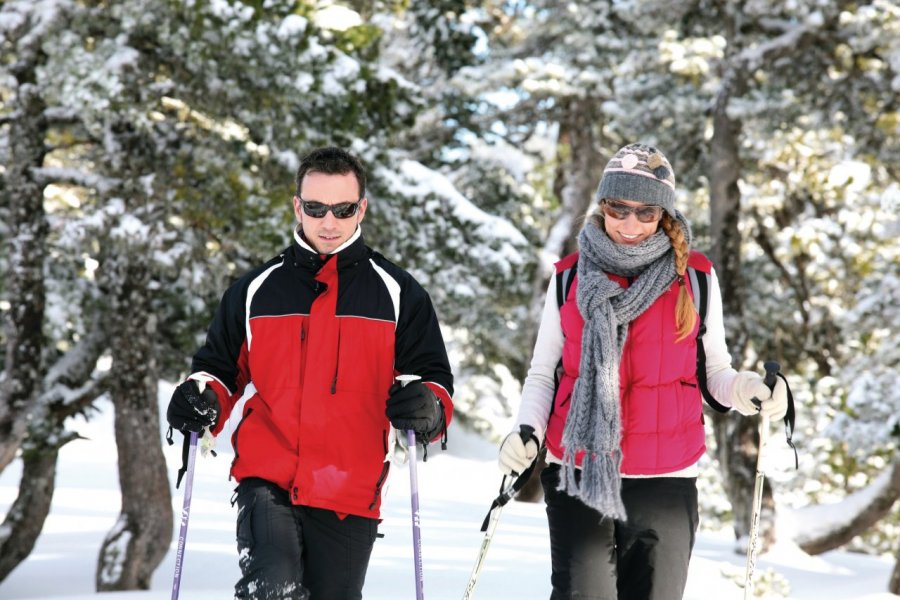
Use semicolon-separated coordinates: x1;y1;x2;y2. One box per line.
660;214;696;342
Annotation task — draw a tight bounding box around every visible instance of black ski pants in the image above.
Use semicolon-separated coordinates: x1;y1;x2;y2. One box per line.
541;464;699;600
233;477;379;600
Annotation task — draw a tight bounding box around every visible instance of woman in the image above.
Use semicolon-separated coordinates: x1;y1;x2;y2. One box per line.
498;143;788;600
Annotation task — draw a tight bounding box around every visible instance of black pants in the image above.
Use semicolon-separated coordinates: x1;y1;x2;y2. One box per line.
541;464;699;600
233;478;378;600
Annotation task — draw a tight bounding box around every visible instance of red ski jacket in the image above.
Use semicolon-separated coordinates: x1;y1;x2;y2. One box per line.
190;231;453;519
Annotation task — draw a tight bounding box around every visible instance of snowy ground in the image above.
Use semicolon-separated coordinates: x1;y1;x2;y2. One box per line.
0;393;895;600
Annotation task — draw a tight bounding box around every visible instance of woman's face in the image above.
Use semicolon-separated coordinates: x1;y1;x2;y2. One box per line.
600;198;662;246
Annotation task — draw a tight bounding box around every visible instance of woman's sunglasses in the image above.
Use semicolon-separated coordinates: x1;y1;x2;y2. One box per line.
600;199;663;223
298;198;363;219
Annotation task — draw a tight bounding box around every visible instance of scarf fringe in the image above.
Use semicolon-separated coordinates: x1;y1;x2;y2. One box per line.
558;449;627;521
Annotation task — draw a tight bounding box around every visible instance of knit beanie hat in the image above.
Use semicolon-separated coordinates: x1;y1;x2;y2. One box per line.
595;143;676;216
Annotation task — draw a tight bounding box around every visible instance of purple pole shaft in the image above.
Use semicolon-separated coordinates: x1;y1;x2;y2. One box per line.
408;429;425;600
171;431;199;600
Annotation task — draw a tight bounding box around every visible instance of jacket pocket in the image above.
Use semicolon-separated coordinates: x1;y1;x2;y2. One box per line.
230;407;254;470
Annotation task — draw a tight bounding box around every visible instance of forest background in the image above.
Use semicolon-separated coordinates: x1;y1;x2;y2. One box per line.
0;0;898;594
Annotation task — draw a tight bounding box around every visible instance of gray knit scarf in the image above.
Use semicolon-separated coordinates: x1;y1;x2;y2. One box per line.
558;210;692;520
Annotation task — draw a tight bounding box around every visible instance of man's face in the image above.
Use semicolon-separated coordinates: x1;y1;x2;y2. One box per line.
293;171;367;254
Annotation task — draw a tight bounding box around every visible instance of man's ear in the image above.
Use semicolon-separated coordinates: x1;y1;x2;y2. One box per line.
292;195;304;223
357;197;368;222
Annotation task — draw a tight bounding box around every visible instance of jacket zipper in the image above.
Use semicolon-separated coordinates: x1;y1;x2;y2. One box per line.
331;326;340;394
369;430;391;509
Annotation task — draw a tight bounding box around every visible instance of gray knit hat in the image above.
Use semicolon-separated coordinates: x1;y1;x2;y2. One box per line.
595;143;676;216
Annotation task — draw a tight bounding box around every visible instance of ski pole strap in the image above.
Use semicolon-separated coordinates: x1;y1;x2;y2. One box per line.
479;447;544;532
777;371;799;469
176;432;192;489
165;424;198;489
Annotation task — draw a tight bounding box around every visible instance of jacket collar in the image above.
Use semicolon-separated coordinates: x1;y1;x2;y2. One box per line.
290;225;367;273
293;224;362;255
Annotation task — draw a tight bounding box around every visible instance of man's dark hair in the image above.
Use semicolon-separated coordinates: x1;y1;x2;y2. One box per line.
295;146;367;199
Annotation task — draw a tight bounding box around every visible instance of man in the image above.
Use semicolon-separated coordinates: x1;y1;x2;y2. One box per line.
166;146;453;599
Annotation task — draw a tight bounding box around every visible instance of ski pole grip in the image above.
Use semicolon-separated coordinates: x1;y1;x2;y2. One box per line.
763;360;780;391
518;425;535;445
751;361;781;409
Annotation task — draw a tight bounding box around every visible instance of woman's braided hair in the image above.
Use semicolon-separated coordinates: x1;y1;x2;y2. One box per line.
661;213;696;341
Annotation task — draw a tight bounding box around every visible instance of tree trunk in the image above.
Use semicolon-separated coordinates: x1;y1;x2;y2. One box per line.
711;412;775;550
707;45;777;549
891;540;900;595
96;256;173;591
0;443;60;580
544;99;605;261
0;71;49;475
518;99;604;504
0;315;106;584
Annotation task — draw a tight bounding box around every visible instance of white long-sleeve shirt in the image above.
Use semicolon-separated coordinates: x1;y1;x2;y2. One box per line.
515;267;742;477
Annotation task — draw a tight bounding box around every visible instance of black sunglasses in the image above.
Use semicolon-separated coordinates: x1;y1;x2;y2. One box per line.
298;198;363;219
600;199;663;223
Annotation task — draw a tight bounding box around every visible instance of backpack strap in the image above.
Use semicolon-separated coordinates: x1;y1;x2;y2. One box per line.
556;264;577;310
545;257;580;425
689;266;799;465
689;266;730;413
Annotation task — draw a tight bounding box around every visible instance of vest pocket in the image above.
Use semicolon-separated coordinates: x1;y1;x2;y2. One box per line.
679;381;704;423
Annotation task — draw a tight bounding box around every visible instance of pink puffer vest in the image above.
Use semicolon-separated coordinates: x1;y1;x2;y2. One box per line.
545;251;712;475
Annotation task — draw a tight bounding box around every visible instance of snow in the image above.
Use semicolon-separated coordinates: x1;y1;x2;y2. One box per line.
0;389;895;600
789;462;898;548
314;5;362;32
276;14;307;40
392;158;529;250
321;54;362;95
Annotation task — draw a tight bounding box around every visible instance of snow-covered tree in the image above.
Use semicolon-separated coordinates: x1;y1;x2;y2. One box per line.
1;0;538;585
436;0;900;571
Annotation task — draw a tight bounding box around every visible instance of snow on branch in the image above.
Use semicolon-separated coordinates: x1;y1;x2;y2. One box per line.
731;15;824;71
42;106;82;125
35;315;109;419
0;111;23;125
44;316;106;390
790;458;900;555
38;377;106;415
31;166;120;194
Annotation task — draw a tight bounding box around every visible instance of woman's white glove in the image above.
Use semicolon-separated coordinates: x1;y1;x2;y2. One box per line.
731;371;788;420
498;425;539;476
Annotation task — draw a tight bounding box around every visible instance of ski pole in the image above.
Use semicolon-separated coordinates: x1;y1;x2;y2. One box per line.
396;374;425;600
743;360;780;599
463;427;538;600
171;430;199;600
463;480;515;600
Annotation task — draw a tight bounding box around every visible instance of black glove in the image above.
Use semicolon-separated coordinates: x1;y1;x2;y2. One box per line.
385;382;443;442
166;380;220;433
